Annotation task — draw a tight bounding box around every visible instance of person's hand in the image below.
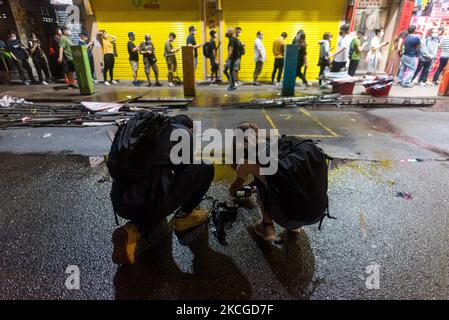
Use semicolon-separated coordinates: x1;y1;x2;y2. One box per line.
57;57;62;64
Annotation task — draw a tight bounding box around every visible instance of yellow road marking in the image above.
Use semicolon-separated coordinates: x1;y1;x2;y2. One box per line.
261;108;277;129
298;108;340;137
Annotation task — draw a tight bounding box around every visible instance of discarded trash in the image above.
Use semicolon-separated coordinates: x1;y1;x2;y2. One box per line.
350;118;357;122
42;133;52;138
395;191;413;200
0;95;33;108
400;158;424;163
89;156;105;168
81;101;123;113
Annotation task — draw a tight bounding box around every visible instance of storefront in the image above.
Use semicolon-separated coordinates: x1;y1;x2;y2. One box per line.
90;0;346;82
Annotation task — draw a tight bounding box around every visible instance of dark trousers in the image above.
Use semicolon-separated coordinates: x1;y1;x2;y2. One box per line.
348;59;360;76
272;58;284;83
157;163;214;217
13;58;35;82
296;63;308;85
413;60;432;83
103;53;115;81
88;55;95;79
433;57;449;83
32;55;50;83
318;59;329;84
331;61;347;72
224;59;237;87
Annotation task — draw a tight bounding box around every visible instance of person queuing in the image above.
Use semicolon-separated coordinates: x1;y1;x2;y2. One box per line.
387;30;408;78
48;27;63;81
203;30;220;85
331;24;352;72
348;30;365;77
318;32;332;88
164;32;180;87
139;34;162;87
7;31;35;85
58;26;76;89
186;26;202;70
253;31;266;86
0;40;12;84
127;32;141;87
366;28;385;75
412;28;439;86
78;31;96;83
292;30;309;87
234;27;245;86
272;32;288;86
398;25;421;88
432;28;449;85
223;28;240;91
28;32;51;85
98;30;117;86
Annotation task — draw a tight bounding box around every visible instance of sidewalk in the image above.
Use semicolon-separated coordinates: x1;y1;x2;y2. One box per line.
0;80;447;109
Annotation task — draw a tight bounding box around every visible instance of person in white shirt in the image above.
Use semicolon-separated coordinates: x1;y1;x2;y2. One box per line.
331;24;352;72
366;28;384;74
253;31;266;86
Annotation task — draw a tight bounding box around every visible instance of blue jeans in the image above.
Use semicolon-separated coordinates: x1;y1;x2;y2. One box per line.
398;55;416;86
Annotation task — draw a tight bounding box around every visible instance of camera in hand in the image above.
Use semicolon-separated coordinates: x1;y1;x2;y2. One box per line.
234;185;253;198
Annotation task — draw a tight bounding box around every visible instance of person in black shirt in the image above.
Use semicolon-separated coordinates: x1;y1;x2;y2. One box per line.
234;27;245;86
127;32;141;86
223;28;239;91
7;30;35;85
186;26;202;70
205;30;219;85
28;32;51;85
292;30;309;87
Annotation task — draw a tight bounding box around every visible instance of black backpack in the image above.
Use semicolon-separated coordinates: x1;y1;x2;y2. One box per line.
203;41;212;58
264;136;334;229
107;112;182;227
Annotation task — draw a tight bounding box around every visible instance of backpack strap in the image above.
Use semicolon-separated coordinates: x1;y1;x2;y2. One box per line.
318;196;337;230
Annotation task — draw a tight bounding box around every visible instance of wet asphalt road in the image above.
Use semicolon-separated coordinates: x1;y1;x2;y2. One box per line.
0;105;449;300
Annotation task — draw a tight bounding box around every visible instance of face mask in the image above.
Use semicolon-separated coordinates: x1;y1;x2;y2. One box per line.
432;33;439;38
363;36;368;41
11;36;17;41
67;31;71;36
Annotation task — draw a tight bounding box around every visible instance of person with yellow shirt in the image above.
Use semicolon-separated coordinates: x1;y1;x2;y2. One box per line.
97;30;117;86
272;32;288;86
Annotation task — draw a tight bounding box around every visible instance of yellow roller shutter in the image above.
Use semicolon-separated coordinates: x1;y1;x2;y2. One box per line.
91;0;203;81
223;0;346;82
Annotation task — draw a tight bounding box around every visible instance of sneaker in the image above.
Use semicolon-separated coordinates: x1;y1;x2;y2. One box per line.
93;80;98;84
42;81;49;85
111;80;118;85
254;221;276;241
147;82;152;87
426;82;434;86
227;85;237;91
253;81;261;86
420;82;426;87
174;209;209;232
433;81;439;86
132;81;141;87
154;82;163;87
402;83;413;88
104;81;111;86
168;82;175;87
23;81;30;86
112;222;140;265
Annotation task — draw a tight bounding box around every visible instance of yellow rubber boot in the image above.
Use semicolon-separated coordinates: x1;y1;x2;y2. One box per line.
112;222;140;265
174;209;209;232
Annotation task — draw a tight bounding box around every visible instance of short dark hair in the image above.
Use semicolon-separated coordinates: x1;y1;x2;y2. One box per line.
188;26;195;32
408;25;417;34
257;31;262;37
357;30;365;35
323;32;331;40
235;27;242;32
8;30;17;36
61;26;70;33
340;24;350;33
375;28;382;35
80;31;89;38
281;32;288;38
169;32;176;39
210;30;216;37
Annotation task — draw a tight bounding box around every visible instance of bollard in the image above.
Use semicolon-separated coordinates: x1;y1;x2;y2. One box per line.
438;69;449;97
182;46;196;97
282;44;299;97
71;45;94;95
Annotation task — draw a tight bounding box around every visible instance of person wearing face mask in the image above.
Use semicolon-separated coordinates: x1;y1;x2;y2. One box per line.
253;31;266;86
203;30;220;85
6;30;36;85
28;32;51;85
348;30;366;77
318;32;332;88
331;24;352;72
223;28;239;91
186;26;202;70
139;34;162;87
58;26;76;89
413;28;439;86
293;30;309;87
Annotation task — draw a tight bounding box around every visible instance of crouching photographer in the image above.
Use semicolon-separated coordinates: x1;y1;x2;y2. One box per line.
229;122;333;241
107;113;213;265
